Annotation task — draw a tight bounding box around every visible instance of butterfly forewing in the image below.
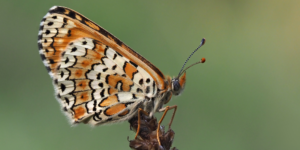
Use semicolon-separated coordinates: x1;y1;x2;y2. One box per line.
38;6;165;125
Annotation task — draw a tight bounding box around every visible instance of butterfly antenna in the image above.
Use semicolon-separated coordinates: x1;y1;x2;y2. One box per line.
177;38;206;78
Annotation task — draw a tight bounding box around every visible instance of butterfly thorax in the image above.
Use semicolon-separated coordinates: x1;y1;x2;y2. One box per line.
142;76;171;116
145;72;186;117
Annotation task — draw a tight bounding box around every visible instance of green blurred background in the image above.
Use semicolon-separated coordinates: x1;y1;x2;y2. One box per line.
1;0;299;150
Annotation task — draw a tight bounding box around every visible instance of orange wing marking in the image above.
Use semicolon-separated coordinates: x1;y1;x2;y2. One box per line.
72;91;93;105
74;80;90;92
123;62;138;79
105;103;126;116
73;106;86;120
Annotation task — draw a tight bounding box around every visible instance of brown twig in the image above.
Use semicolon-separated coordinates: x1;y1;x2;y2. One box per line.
128;113;178;150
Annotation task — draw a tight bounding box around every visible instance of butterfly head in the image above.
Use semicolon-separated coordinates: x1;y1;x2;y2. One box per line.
171;72;186;96
171;38;207;96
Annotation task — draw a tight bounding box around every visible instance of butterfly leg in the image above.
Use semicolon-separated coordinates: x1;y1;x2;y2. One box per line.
134;108;149;139
157;105;178;146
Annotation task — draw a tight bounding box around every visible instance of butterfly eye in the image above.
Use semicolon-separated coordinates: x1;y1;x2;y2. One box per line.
171;79;182;95
172;79;180;91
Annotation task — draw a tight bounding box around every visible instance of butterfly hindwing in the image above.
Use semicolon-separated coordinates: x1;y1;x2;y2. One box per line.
38;6;164;125
54;37;145;124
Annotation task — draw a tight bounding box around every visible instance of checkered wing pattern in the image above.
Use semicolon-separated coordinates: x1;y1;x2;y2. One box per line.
38;6;165;125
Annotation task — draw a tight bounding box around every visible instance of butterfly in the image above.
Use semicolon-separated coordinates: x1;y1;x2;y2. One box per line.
38;6;206;145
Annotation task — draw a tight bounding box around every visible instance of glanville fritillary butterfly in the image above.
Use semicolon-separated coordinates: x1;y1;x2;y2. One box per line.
38;6;206;145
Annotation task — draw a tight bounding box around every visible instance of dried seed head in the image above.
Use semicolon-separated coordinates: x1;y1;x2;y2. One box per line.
128;113;178;150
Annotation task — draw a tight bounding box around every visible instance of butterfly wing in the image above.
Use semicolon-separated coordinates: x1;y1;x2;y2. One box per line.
38;6;165;125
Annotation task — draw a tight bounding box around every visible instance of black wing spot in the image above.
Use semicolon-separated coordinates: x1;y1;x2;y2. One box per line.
68;11;76;19
98;82;103;88
47;22;54;26
67;30;71;37
139;79;143;85
100;89;105;97
60;84;66;92
49;59;55;64
45;30;50;35
112;65;117;70
82;41;87;45
65;57;69;64
103;68;108;72
97;73;101;80
146;78;150;83
60;70;64;78
52;16;57;19
137;88;143;93
71;47;77;52
113;54;117;60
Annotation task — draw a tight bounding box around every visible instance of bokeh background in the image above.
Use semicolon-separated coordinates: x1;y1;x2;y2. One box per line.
1;0;299;150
